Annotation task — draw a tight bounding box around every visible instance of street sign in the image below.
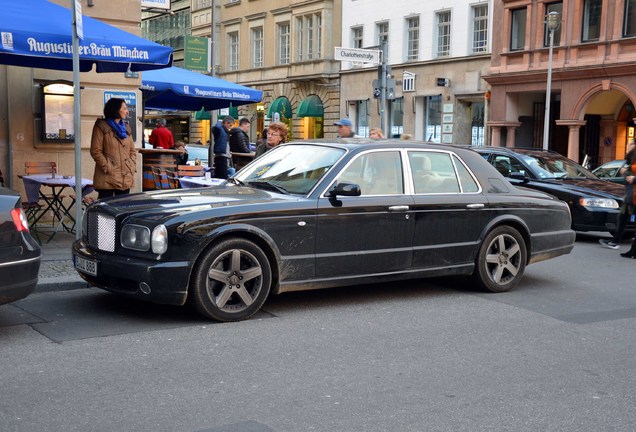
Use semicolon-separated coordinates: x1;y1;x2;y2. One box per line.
372;79;381;99
334;47;381;64
74;0;83;40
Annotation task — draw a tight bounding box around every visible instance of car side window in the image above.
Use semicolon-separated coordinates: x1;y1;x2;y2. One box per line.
492;155;527;177
338;151;404;195
452;155;479;192
409;151;460;194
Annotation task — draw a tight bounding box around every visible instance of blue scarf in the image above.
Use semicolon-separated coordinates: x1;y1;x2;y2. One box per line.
107;118;128;139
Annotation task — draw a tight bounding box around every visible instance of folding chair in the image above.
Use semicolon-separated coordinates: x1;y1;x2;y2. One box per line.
25;161;56;175
165;169;181;189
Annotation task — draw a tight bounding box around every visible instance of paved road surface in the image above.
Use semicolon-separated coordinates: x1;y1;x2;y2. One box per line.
1;232;635;431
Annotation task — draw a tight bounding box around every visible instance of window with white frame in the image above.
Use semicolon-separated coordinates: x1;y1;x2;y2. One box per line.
582;0;602;41
403;71;415;92
251;27;263;68
352;26;363;49
278;22;290;65
377;21;389;45
296;13;323;61
316;14;322;57
406;16;419;61
193;0;211;10
510;7;527;50
228;31;239;71
471;4;488;54
436;11;451;57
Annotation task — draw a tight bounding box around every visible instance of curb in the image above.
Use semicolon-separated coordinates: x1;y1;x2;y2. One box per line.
35;277;89;293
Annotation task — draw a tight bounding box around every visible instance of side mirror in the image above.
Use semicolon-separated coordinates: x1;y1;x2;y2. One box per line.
327;182;361;197
509;172;529;182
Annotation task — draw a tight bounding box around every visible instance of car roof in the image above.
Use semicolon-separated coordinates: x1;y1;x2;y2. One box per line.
286;138;474;154
471;146;565;157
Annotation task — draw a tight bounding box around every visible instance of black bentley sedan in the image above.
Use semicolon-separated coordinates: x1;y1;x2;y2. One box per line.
73;140;575;322
0;188;41;306
474;147;631;233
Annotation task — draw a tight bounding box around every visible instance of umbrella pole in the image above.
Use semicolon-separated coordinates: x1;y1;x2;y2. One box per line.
72;0;82;240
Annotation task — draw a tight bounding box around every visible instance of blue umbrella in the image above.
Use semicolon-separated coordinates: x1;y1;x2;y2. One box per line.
0;0;173;72
141;67;263;111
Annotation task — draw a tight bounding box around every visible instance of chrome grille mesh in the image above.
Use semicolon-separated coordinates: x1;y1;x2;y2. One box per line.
87;211;116;252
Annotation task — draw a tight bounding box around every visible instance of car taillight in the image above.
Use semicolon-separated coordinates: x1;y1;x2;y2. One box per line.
10;208;30;232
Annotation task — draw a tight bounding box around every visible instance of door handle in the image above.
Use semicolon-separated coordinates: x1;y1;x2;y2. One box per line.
466;203;484;209
388;205;410;212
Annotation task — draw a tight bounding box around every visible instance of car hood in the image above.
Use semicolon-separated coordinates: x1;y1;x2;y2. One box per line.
532;178;624;198
92;185;303;219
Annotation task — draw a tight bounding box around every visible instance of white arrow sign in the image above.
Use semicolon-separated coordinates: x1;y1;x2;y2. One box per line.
334;47;381;64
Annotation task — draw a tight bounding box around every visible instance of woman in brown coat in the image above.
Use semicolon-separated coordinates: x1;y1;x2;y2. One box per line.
90;98;137;200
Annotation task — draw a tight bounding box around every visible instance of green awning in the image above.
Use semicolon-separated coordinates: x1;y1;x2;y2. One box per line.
267;97;292;119
194;107;211;120
229;106;239;119
297;95;324;118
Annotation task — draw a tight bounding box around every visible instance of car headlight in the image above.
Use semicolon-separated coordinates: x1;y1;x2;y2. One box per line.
121;225;151;251
151;225;168;255
579;197;619;209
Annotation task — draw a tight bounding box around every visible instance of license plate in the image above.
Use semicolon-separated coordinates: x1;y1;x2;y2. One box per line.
74;255;97;276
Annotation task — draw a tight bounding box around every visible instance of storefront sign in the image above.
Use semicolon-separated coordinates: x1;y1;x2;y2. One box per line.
141;0;170;10
185;36;210;72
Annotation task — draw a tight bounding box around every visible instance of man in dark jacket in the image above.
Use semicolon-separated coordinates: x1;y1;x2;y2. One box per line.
229;118;251;153
211;116;234;179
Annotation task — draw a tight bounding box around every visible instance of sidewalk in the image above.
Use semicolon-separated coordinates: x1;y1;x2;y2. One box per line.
37;232;89;293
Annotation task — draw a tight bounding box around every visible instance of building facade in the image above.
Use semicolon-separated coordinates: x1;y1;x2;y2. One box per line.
485;0;636;166
216;0;342;140
340;0;492;143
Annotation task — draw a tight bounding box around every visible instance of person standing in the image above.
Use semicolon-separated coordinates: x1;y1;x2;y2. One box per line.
599;139;636;250
149;118;174;149
229;117;252;153
90;98;137;200
335;118;359;138
212;116;234;179
255;122;287;157
620;162;636;258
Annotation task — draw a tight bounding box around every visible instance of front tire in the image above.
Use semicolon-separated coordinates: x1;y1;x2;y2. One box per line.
191;238;272;322
474;226;527;293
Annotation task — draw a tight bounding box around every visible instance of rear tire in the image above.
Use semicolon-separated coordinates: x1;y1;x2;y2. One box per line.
191;238;272;322
473;226;527;293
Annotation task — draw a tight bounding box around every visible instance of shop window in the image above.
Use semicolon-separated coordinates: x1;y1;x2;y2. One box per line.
42;82;74;142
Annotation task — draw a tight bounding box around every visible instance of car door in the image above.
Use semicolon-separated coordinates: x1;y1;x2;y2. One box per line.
408;150;491;269
315;150;415;279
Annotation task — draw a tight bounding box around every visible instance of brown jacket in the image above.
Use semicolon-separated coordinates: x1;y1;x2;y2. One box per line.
90;118;137;190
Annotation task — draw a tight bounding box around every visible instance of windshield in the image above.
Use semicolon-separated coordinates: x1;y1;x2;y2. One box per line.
520;153;598;179
235;144;346;195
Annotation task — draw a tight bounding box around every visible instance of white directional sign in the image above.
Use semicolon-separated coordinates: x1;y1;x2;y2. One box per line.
334;47;381;64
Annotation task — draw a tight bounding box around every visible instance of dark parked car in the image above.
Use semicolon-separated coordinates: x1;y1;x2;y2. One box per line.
73;140;575;322
593;159;626;184
474;147;630;233
0;188;41;305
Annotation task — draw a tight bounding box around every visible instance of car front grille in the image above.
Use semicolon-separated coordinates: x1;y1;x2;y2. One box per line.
87;211;117;253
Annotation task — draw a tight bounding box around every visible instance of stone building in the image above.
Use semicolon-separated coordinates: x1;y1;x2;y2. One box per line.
216;0;342;140
485;0;636;166
339;0;492;143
